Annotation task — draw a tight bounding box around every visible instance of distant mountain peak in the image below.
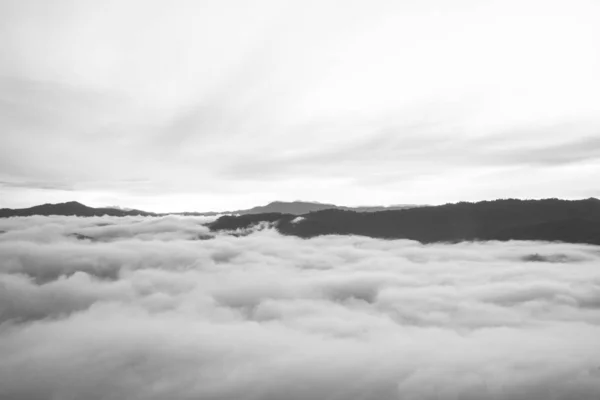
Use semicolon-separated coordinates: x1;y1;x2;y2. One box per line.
266;200;336;206
0;201;155;218
240;201;339;216
61;201;87;207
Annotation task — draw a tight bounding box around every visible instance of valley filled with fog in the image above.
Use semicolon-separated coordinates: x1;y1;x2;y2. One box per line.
1;215;600;400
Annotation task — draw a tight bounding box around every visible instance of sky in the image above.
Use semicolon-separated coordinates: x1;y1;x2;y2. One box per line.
1;0;600;212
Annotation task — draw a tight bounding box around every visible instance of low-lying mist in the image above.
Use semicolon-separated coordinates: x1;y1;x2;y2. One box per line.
1;216;600;400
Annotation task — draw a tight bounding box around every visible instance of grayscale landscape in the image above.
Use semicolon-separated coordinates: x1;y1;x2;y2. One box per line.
1;0;600;399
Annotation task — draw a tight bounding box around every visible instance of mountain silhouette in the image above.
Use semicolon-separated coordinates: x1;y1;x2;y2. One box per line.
239;201;338;215
209;198;600;245
0;200;418;218
0;201;157;217
5;198;600;246
172;201;421;216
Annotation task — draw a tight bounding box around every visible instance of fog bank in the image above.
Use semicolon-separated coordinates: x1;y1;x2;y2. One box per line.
1;216;600;399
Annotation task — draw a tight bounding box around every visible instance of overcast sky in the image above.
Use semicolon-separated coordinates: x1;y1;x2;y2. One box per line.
1;0;599;212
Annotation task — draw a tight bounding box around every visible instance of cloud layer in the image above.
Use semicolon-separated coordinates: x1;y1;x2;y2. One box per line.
1;216;600;399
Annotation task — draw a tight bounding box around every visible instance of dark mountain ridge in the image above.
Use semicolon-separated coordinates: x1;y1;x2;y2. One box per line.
0;201;418;218
0;201;157;218
0;200;418;218
176;201;421;216
4;198;600;245
209;198;600;245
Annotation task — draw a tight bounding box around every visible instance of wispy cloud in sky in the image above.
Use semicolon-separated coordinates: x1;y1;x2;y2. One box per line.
1;0;600;211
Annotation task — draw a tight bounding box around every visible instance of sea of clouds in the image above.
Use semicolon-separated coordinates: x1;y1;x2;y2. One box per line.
1;215;600;400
